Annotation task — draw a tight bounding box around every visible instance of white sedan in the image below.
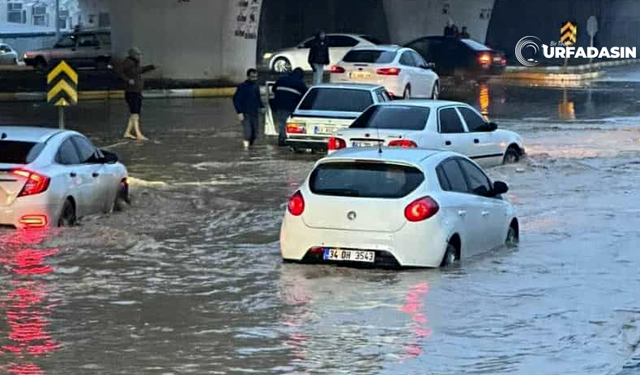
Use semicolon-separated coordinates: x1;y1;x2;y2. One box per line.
0;43;19;65
330;100;525;167
262;34;379;73
0;127;129;229
330;45;440;99
280;148;519;268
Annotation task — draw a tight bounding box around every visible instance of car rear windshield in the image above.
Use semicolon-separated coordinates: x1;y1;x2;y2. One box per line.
350;105;431;130
310;162;425;199
298;88;373;112
0;141;45;164
343;50;396;64
460;39;490;51
359;35;383;44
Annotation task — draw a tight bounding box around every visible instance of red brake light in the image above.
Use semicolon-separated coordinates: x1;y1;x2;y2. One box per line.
500;57;507;66
288;191;305;216
376;67;401;76
328;137;346;151
331;65;345;74
286;122;306;134
478;53;492;67
404;196;439;222
12;169;50;197
19;215;48;228
388;139;417;148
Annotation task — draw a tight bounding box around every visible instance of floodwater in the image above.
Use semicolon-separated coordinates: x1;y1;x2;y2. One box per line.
1;66;640;374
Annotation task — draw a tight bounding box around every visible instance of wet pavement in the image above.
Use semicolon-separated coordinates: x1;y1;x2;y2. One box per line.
1;66;640;374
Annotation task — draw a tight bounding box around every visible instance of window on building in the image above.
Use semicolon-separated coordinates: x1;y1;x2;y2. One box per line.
98;12;110;28
32;5;48;26
7;2;24;23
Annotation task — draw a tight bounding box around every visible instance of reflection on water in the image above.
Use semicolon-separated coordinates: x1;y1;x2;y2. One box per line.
479;84;490;121
398;282;431;360
558;89;576;120
0;230;60;375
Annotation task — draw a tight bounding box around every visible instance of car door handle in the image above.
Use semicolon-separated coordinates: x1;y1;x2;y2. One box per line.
474;139;480;144
92;172;100;178
482;211;490;217
458;210;467;217
445;141;452;146
70;172;77;177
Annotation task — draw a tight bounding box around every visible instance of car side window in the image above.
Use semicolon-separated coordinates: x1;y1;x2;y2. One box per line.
78;34;99;47
458;107;487;132
458;159;492;196
328;36;358;47
56;35;76;48
71;136;97;163
56;138;81;165
375;89;390;102
399;51;416;67
436;165;451;191
410;51;426;67
440;159;468;193
0;45;10;53
439;108;466;134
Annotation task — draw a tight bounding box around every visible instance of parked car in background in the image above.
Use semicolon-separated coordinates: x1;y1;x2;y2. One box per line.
262;33;382;73
330;45;440;99
0;127;129;229
404;36;506;81
280;147;519;268
23;28;112;70
0;43;19;65
285;83;391;153
330;100;525;167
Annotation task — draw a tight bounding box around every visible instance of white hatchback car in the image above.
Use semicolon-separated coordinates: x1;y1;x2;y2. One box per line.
262;34;380;73
0;127;129;229
330;45;440;99
280;148;519;268
330;101;525;167
285;83;391;152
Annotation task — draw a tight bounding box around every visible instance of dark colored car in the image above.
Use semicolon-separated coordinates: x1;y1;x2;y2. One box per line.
404;36;506;80
23;29;111;71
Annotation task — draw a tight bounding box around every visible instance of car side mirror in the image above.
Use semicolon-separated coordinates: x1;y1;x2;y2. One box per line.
488;122;498;131
493;181;509;196
424;62;436;69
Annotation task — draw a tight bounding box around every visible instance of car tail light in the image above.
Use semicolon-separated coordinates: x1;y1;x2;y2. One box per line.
388;139;417;148
286;122;306;134
12;169;50;197
376;67;401;76
331;65;345;74
404;196;439;222
478;52;492;67
328;137;346;151
19;215;48;228
308;247;324;255
288;191;305;216
500;57;507;66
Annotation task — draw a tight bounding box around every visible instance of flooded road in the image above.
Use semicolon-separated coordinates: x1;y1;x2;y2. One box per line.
1;66;640;374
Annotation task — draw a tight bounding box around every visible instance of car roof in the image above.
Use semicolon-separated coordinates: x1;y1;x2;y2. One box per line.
0;126;68;143
321;147;447;165
309;83;385;91
350;44;402;52
372;99;468;108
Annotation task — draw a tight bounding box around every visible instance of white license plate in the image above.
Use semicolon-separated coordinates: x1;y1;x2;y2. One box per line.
350;72;371;80
323;248;375;263
352;141;380;147
314;125;334;135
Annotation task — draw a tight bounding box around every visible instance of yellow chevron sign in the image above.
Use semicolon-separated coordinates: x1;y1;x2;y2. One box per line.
560;22;577;46
47;61;78;106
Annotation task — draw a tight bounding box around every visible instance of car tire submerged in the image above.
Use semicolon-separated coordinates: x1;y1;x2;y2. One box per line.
503;146;521;164
273;57;292;73
431;81;440;100
58;198;76;227
440;242;458;267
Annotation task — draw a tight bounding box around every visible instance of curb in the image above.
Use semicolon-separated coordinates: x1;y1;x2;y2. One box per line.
500;70;604;82
505;58;640;75
0;87;237;102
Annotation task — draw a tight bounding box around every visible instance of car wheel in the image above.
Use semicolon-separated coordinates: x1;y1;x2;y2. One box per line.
112;181;130;212
58;199;76;227
440;243;458;267
506;225;519;247
273;57;292;73
503;146;520;164
34;57;47;71
403;85;411;99
431;81;440;100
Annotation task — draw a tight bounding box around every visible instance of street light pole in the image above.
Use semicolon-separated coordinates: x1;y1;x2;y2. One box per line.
55;0;60;40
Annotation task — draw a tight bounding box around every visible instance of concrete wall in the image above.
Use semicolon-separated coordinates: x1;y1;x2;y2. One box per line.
382;0;496;44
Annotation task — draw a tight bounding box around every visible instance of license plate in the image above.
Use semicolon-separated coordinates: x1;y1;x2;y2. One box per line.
350;71;371;80
314;125;334;135
493;56;501;62
352;141;380;147
324;248;375;263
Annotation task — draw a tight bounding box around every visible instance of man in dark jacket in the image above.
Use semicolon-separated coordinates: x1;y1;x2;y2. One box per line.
118;47;156;140
233;68;264;149
272;68;308;146
307;31;329;85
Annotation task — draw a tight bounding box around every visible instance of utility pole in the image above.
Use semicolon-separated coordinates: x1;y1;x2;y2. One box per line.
55;0;60;40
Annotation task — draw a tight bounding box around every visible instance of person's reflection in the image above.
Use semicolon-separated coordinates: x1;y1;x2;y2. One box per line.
398;282;431;359
478;84;490;121
0;230;60;375
558;88;575;120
